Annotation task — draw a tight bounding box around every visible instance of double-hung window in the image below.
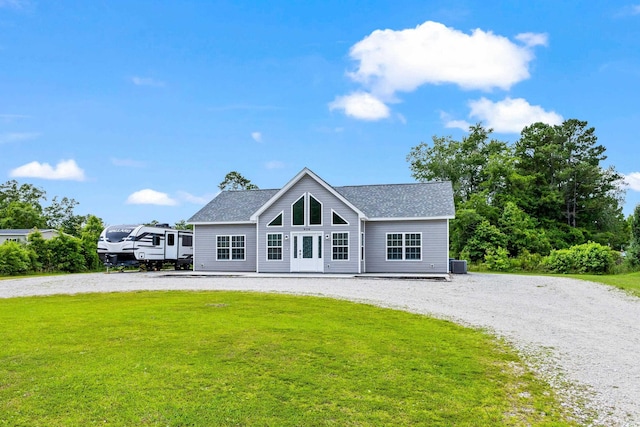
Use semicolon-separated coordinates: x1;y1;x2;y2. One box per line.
386;233;421;261
217;235;245;260
404;233;421;260
332;232;349;260
267;233;283;260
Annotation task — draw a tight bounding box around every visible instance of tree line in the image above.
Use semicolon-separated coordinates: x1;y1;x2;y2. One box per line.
0;180;107;275
3;144;637;275
407;119;639;272
0;169;258;276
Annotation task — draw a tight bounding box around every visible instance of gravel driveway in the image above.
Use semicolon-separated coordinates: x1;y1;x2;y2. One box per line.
1;272;638;426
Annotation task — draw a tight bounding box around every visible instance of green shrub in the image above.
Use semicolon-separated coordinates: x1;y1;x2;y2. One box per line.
27;230;49;272
484;247;510;271
462;220;507;262
47;233;86;273
544;249;574;274
509;250;544;272
0;241;33;275
544;242;615;274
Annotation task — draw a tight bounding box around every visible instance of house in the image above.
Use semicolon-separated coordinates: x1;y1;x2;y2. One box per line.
0;229;59;245
188;168;455;274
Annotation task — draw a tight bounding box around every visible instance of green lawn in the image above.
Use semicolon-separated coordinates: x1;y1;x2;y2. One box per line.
0;291;574;426
566;271;640;297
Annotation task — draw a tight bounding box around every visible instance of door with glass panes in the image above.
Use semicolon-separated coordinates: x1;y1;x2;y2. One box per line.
290;232;323;272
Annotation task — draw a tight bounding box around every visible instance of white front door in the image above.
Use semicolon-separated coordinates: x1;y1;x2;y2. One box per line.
290;232;323;272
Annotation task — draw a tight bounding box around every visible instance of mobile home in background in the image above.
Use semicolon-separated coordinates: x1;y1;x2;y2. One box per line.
97;224;193;270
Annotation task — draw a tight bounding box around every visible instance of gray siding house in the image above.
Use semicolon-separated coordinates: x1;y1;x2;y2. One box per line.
188;168;455;274
0;229;59;244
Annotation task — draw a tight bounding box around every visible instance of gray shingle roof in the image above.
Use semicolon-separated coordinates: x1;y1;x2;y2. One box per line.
188;179;454;223
188;189;279;223
0;229;57;235
335;182;455;219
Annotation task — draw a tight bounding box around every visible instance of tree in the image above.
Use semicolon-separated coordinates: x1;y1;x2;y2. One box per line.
218;171;259;191
462;220;507;263
449;208;484;258
0;181;47;229
27;230;51;272
81;215;105;241
0;241;32;275
627;204;640;267
0;202;47;229
174;219;193;230
407;124;510;204
513;119;625;237
0;180;45;208
44;196;85;236
47;233;86;273
498;202;550;256
407;119;628;259
80;215;105;270
0;180;90;236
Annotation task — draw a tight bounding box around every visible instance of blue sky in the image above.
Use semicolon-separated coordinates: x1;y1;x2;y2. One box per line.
1;0;639;226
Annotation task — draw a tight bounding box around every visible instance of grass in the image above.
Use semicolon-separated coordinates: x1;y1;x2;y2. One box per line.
467;264;640;298
0;291;575;426
565;271;640;297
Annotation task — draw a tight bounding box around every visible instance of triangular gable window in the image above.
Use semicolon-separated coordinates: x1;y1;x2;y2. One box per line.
292;196;305;225
267;212;283;227
332;210;348;225
309;195;322;225
291;193;323;226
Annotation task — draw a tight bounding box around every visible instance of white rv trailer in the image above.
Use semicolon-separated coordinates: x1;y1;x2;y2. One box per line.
97;224;193;270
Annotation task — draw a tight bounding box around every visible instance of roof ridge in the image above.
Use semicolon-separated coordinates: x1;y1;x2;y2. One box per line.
336;181;450;189
223;188;279;192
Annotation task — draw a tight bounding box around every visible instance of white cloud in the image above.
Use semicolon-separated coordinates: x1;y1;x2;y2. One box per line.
347;21;546;96
111;157;146;168
131;76;166;87
176;191;215;205
10;159;85;181
265;161;284;170
624;172;640;191
444;119;472;131
251;132;263;143
464;97;563;133
515;32;549;47
0;132;40;144
440;111;470;130
329;92;390;120
126;189;177;206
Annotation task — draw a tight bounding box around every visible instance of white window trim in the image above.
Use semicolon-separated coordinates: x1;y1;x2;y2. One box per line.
385;232;422;261
267;211;284;228
266;232;283;261
331;209;349;226
308;192;323;226
291;194;305;227
291;193;323;227
331;231;349;261
216;234;246;261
